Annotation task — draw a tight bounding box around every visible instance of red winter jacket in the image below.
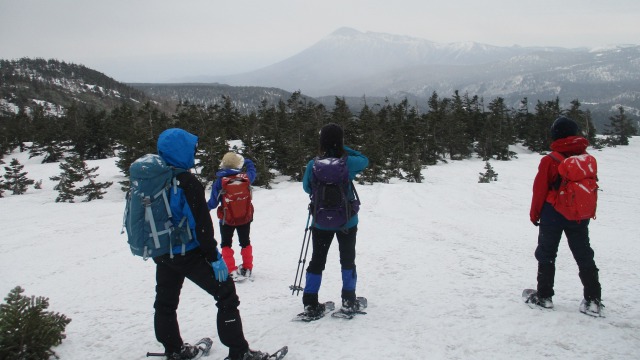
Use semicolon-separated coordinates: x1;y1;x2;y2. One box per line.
529;136;590;224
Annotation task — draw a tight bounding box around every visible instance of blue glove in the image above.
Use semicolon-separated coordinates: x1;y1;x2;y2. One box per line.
211;250;228;282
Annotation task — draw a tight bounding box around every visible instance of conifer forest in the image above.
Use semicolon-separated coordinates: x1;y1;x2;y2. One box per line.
0;90;636;190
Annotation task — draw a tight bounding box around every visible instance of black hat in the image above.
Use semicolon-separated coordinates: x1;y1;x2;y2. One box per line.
550;116;579;140
319;123;344;151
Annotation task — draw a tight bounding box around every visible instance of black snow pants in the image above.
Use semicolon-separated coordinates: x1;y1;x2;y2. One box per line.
153;249;249;358
535;202;601;300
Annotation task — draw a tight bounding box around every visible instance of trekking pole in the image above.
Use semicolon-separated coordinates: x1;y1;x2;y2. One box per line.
290;208;312;295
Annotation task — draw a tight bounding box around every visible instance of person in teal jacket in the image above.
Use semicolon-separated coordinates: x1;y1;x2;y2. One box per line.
301;123;369;318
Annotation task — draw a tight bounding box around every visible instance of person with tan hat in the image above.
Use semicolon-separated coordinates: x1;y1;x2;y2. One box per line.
208;152;257;281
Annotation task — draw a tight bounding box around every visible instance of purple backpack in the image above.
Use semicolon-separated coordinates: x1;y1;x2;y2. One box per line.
311;156;360;229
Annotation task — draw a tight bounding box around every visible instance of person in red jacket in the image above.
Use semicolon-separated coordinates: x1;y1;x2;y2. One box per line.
527;116;603;316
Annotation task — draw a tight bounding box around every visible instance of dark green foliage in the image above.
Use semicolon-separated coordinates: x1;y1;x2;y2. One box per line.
479;161;498;183
49;155;85;202
49;155;112;202
604;106;637;146
0;286;71;360
27;105;65;163
3;59;636;190
3;158;35;195
77;162;113;202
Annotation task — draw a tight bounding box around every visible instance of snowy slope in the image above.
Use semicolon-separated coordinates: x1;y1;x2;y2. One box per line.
1;139;639;360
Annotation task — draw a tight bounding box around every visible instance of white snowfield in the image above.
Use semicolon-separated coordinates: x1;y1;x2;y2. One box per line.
1;138;638;360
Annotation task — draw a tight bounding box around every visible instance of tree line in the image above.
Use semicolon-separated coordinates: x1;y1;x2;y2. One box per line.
0;90;637;196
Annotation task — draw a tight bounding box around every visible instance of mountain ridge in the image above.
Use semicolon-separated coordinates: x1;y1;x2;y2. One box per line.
199;27;639;119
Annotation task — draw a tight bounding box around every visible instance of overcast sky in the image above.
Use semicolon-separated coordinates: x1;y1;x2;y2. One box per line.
1;0;639;83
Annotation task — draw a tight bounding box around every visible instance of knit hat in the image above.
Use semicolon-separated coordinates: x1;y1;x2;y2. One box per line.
550;116;579;140
220;152;244;169
319;123;344;152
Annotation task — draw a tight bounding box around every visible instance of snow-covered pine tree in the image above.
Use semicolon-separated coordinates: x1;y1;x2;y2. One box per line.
3;158;35;195
77;161;112;201
478;161;498;183
50;155;84;202
0;286;71;360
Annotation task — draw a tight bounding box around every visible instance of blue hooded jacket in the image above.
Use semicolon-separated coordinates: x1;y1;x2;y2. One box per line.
157;128;204;256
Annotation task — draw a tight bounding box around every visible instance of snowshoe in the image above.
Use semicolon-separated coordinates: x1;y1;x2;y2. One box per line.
233;264;253;282
332;297;368;319
522;289;553;309
151;337;213;359
579;298;605;317
293;301;335;322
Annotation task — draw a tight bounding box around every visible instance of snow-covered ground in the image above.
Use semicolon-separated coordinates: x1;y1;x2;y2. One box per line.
1;138;639;360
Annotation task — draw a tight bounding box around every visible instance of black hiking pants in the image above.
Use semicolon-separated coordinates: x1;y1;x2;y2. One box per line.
153;249;249;358
535;202;601;300
307;226;358;274
219;222;251;248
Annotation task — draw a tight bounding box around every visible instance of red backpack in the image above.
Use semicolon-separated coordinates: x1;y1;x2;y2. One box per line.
217;173;254;226
549;152;598;221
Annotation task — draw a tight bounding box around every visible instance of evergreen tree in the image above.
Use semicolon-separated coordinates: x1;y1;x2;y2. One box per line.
62;102;90;158
444;92;471;160
242;110;275;188
28;105;65;163
477;97;515;161
396;100;424;182
566;99;597;144
514;97;533;142
425;92;448;162
113;102;171;190
527;98;562;152
50;155;84;202
478;161;498;183
356;103;387;183
3;158;35;195
605;106;637;146
279;92;325;181
13;107;32;152
83;108;114;160
0;286;71;360
77;161;113;201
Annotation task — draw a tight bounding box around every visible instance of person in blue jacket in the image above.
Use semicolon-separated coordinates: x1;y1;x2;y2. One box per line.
207;152;257;279
154;129;268;360
301;123;369;317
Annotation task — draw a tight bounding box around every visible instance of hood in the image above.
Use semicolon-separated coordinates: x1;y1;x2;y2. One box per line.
157;128;198;169
550;136;589;156
216;168;242;177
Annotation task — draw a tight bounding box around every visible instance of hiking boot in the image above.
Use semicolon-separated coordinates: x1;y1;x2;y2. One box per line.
238;264;252;278
224;349;268;360
303;302;326;318
526;292;554;309
580;298;604;316
241;349;269;360
341;298;363;313
166;343;200;360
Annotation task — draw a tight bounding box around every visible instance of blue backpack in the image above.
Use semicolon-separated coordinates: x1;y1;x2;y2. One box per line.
310;156;360;229
123;154;191;260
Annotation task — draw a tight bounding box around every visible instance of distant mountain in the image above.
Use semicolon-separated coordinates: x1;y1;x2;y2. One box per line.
0;58;155;116
203;27;640;122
